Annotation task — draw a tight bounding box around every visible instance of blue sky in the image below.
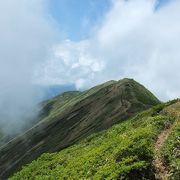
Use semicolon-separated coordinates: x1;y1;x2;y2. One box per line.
156;0;170;9
38;0;180;101
48;0;170;41
48;0;111;41
0;0;179;133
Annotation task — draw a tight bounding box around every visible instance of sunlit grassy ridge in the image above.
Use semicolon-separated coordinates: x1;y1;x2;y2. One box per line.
0;78;161;179
10;101;179;179
40;79;159;123
35;80;116;126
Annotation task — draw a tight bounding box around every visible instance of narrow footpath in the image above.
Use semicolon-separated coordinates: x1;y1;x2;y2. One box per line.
153;125;173;180
153;101;180;180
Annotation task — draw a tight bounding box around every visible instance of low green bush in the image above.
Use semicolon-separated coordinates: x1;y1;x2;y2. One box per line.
161;122;180;179
10;102;178;180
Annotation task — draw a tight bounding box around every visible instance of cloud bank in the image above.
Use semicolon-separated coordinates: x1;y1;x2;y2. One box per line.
1;0;180;135
0;0;59;134
38;0;180;101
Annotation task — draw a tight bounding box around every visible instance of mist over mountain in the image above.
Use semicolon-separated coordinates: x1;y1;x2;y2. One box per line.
0;0;60;136
0;78;160;179
1;0;180;136
0;0;179;179
38;84;76;101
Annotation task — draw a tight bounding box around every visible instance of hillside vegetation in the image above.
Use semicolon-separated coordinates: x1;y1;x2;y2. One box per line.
161;102;180;179
10;100;179;179
162;122;180;179
0;78;160;179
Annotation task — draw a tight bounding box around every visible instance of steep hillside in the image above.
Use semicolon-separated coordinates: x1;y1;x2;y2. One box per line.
0;91;81;146
10;100;179;180
161;102;180;179
0;79;160;179
0;133;11;148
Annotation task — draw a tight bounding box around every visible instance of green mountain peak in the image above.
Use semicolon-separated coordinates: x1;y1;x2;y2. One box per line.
0;78;161;179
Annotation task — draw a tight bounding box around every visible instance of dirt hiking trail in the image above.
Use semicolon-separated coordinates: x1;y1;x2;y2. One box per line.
153;101;180;180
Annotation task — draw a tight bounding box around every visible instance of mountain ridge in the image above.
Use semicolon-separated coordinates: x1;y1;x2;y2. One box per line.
10;100;180;179
0;78;160;179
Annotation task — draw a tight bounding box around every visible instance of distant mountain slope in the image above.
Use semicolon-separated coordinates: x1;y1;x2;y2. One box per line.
0;91;81;148
10;100;179;179
39;84;76;101
39;91;81;120
0;78;160;179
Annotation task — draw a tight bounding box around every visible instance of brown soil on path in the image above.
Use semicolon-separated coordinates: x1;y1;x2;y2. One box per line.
153;126;173;180
153;101;180;180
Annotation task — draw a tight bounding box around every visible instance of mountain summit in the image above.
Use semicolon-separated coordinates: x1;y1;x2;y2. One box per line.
0;78;160;179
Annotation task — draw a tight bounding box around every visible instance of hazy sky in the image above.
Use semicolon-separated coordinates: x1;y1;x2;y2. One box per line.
37;0;179;101
48;0;169;40
0;0;179;133
48;0;111;41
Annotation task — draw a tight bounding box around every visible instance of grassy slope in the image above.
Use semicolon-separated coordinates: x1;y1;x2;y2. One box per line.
0;134;10;148
161;102;180;179
0;79;160;179
39;91;82;120
0;131;4;147
40;79;159;123
11;101;179;180
0;91;81;148
162;123;180;179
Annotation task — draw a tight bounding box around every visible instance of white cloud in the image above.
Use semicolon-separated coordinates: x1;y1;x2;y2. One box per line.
95;0;180;100
1;0;179;135
0;0;59;134
38;0;180;101
36;40;105;88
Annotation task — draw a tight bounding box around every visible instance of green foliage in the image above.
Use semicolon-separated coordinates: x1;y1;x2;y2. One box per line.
128;79;161;106
38;80;116;123
161;122;180;179
10;103;176;180
0;78;162;179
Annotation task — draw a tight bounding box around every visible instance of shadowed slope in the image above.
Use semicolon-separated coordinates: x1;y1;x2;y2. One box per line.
0;78;160;179
11;100;179;179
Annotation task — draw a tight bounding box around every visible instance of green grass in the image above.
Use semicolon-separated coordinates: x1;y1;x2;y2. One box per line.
0;78;162;179
161;121;180;179
45;81;116;119
37;80;116;125
10;102;176;180
124;79;161;106
39;79;160;125
39;91;81;119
